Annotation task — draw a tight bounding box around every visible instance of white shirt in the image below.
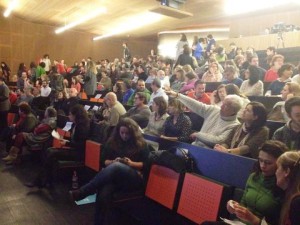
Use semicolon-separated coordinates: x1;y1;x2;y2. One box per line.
41;86;51;97
148;88;168;106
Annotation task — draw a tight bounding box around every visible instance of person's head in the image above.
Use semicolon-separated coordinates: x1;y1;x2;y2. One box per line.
134;92;147;106
281;82;300;101
215;84;227;102
182;64;194;74
183;45;191;55
236;47;243;55
223;65;238;82
151;78;161;92
136;79;146;92
21;72;27;80
122;42;127;48
68;104;88;124
180;33;187;42
184;72;197;82
42;80;48;88
225;83;246;98
138;64;146;74
18;102;31;115
101;70;108;78
194;80;206;98
266;46;276;56
229;42;236;50
207;34;213;40
285;96;300;125
123;79;132;91
43;54;49;59
242;102;267;129
44;107;57;119
72;76;79;84
30;62;36;69
250;56;259;67
175;69;185;82
56;91;65;100
270;54;284;69
247;65;260;85
168;98;185;115
39;62;46;68
277;63;293;79
234;55;245;66
32;87;40;97
209;62;219;74
255;140;287;177
224;60;237;69
69;88;78;97
276;151;300;190
152;96;167;117
104;92;117;107
157;70;165;79
220;95;242;117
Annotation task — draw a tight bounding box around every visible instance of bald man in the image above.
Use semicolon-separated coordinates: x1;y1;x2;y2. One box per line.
102;92;126;126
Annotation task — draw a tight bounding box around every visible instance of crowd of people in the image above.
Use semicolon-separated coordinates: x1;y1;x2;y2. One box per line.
1;35;300;225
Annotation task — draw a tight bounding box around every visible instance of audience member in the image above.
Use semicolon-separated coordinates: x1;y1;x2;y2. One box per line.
61;88;79;115
174;45;194;69
84;61;97;98
2;107;57;165
17;72;28;90
40;80;51;97
98;70;112;91
179;72;197;94
214;102;269;158
137;64;148;81
170;69;185;92
175;33;189;61
206;34;216;57
227;42;237;60
0;77;10;132
187;80;211;105
273;97;300;150
265;46;276;70
71;76;81;93
264;54;284;82
122;92;151;128
291;63;300;85
157;69;170;89
161;98;192;142
15;87;34;105
201;61;222;82
1;61;11;82
122;80;134;105
222;65;243;87
240;65;264;96
210;84;227;106
148;78;168;107
248;56;266;81
127;79;151;106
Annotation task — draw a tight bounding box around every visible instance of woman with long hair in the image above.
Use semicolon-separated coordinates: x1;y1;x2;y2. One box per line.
210;84;227;106
175;33;189;61
1;61;11;82
144;96;169;136
84;60;97;98
25;104;90;188
240;65;264;96
275;151;300;225
214;102;269;158
70;118;150;225
203;140;288;225
202;61;223;82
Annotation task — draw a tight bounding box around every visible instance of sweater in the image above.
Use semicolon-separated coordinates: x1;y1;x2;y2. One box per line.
122;105;151;129
240;80;264;96
272;121;300;150
178;94;240;148
143;112;169;136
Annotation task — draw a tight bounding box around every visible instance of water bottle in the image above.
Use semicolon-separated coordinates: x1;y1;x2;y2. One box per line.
72;171;79;190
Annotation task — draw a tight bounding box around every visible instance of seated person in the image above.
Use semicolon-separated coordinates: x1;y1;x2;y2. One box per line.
240;65;264;96
61;88;79;115
166;90;242;148
122;92;151;129
268;82;300;122
186;80;210;105
264;54;284;82
25;105;90;188
0;102;38;150
127;79;151;106
52;90;66;115
15;87;34;105
265;63;293;96
214;102;269;158
222;65;243;87
210;84;227;106
40;80;52;97
122;80;134;105
273;96;300;150
98;70;112;91
179;72;198;94
2;107;57;165
144;96;169;136
170;68;185;92
69;118;150;225
202;140;288;225
201;62;223;82
161;98;192;143
148;78;168;107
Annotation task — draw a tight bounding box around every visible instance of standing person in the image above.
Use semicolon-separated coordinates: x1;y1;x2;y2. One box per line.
84;61;97;98
25;105;90;188
41;54;51;74
175;33;189;61
275;151;300;225
174;45;194;69
206;34;216;58
122;42;131;62
69;118;150;225
202;140;288;225
0;77;10;133
1;62;11;82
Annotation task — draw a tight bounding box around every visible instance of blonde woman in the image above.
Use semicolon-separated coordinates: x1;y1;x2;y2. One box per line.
84;61;97;98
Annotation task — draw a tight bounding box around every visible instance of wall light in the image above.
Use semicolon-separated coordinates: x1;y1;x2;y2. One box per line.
93;12;162;40
225;0;300;15
3;0;18;18
55;7;107;34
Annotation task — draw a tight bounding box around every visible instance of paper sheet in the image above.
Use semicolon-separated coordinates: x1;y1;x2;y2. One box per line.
63;122;73;131
75;194;96;205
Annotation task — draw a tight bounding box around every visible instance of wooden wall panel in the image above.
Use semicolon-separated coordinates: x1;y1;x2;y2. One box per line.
0;15;157;76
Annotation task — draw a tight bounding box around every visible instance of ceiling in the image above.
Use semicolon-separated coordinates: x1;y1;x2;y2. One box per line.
0;0;229;39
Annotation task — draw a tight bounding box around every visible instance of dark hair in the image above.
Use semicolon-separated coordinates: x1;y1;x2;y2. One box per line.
247;102;267;131
135;92;148;104
30;62;37;69
0;77;5;82
254;140;288;176
215;84;226;102
123;79;132;90
285;96;300;116
45;107;57;118
108;118;146;156
225;84;247;98
248;65;260;85
183;45;191;55
199;37;205;43
153;96;167;117
152;78;161;88
267;46;276;52
18;102;31;114
185;72;197;80
69;104;89;125
207;34;213;39
18;63;25;70
194;80;205;88
180;33;187;42
277;63;293;77
39;62;46;68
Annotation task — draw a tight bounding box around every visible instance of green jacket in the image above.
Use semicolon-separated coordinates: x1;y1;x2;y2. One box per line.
126;89;151;106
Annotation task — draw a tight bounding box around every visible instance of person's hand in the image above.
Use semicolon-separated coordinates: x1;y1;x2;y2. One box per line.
114;157;122;163
234;204;261;225
164;90;178;98
122;157;131;166
226;200;238;214
59;139;67;146
189;132;198;140
214;144;227;152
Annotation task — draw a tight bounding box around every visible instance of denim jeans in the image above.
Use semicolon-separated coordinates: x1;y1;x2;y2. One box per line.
80;162;144;225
